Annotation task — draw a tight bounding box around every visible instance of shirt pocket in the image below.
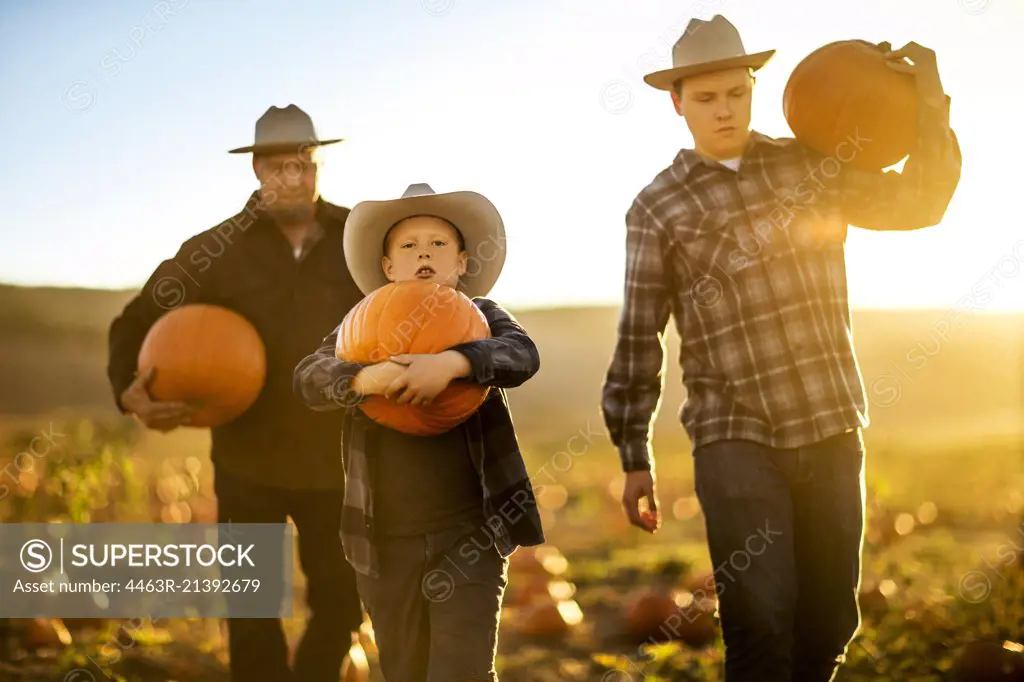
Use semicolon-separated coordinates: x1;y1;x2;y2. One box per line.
210;267;282;339
758;191;847;261
674;210;759;280
668;210;762;314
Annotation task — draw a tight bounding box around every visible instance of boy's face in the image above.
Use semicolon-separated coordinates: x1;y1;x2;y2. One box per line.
382;215;468;289
671;67;754;161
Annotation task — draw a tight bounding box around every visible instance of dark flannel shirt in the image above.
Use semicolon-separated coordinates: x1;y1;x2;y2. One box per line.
603;97;962;472
107;191;366;489
293;297;545;577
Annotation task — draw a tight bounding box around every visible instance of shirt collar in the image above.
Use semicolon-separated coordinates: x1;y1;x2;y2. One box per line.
672;130;776;181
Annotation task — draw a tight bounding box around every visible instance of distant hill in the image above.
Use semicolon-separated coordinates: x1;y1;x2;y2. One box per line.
0;284;1021;449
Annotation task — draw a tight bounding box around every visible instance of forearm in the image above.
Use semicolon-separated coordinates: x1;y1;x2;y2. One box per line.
293;331;369;411
897;96;962;222
840;95;962;230
604;203;672;473
108;303;150;413
448;333;540;388
602;372;661;473
108;285;176;412
107;243;207;411
448;300;540;388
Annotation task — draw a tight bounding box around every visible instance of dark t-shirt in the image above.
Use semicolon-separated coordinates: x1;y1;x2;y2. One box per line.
374;423;485;537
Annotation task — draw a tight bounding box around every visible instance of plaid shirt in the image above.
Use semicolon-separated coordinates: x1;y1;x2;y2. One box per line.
293;297;545;577
603;97;962;472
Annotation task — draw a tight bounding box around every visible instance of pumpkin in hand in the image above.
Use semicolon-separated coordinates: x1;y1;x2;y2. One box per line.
336;280;490;436
784;39;919;172
138;304;267;427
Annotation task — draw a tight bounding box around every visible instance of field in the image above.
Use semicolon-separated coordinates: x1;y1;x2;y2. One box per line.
1;283;1023;681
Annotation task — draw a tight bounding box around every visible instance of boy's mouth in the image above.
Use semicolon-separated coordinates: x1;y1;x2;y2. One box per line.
415;265;436;279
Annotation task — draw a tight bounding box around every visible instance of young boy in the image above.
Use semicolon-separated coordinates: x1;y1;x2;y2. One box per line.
293;182;544;682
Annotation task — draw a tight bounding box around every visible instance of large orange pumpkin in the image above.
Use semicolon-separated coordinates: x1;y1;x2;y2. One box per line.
336;280;490;436
783;40;919;172
137;304;266;427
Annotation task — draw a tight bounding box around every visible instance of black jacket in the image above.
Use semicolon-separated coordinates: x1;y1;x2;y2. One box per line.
292;297;546;576
107;191;365;490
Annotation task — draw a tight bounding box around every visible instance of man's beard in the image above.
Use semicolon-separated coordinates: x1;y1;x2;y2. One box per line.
264;201;315;226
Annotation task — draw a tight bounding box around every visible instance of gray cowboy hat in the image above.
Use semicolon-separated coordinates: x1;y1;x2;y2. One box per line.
228;104;344;154
643;15;775;91
343;183;506;298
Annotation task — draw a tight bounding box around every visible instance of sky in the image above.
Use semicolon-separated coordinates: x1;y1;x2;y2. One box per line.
1;0;1021;310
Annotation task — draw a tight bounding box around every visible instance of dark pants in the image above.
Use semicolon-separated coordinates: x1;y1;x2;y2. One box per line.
692;429;865;682
356;520;509;682
214;466;364;682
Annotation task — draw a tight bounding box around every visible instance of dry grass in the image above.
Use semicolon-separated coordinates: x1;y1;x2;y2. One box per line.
0;284;1022;680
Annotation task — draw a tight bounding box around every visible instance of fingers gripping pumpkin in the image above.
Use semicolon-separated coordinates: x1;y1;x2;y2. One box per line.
336;280;490;436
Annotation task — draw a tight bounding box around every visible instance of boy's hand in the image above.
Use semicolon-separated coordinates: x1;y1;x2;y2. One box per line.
353;361;408;397
385;351;470;406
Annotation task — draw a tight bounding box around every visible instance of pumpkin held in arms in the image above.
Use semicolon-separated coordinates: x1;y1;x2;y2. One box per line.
335;280;491;436
137;304;267;427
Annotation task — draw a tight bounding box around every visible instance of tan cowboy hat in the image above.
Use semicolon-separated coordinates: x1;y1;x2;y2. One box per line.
228;104;344;154
343;183;506;298
644;15;775;91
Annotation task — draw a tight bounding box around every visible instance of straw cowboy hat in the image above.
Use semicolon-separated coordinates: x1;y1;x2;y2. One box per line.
343;183;506;298
643;15;775;91
228;104;343;154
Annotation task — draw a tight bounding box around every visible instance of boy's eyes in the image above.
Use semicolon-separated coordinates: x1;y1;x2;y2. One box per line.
399;240;448;249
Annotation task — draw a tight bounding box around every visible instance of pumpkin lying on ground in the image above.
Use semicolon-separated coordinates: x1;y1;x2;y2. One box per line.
952;640;1024;682
138;304;266;427
624;589;718;647
505;575;577;608
683;570;718;600
20;618;72;649
516;594;585;639
857;580;893;619
509;545;568;576
336;280;490;436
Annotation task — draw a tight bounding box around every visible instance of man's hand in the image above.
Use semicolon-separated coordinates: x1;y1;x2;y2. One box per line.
883;41;946;106
120;367;195;432
622;470;661;533
384;351;471;406
352;361;408;397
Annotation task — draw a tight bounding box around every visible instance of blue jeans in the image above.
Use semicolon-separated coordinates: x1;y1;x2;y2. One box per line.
693;429;865;682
